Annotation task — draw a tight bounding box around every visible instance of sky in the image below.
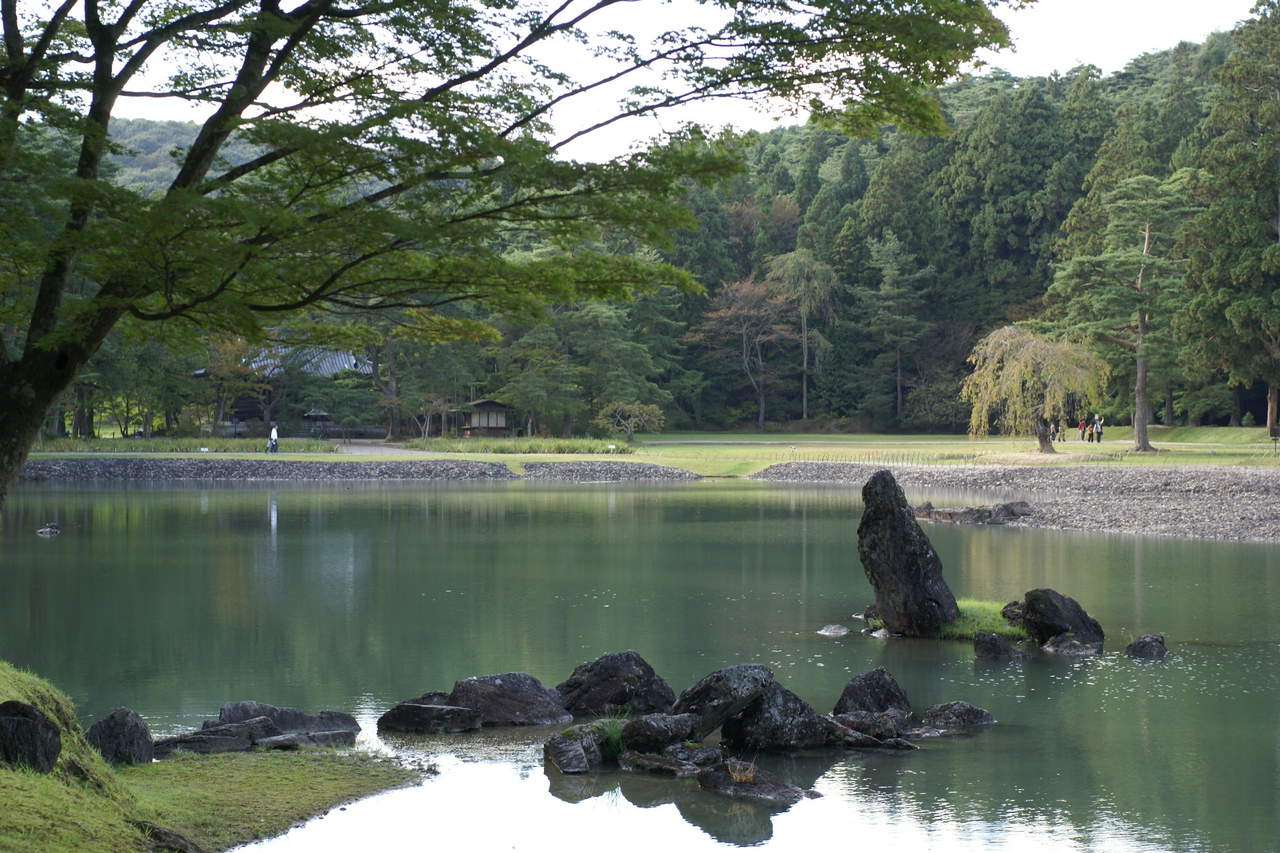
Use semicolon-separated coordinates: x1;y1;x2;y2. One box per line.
113;0;1261;159
972;0;1257;77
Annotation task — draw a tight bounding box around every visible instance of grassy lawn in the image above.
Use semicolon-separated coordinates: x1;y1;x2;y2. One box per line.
1;659;418;852
27;426;1280;477
119;751;417;851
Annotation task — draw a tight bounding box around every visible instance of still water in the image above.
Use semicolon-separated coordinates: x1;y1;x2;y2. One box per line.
3;481;1278;851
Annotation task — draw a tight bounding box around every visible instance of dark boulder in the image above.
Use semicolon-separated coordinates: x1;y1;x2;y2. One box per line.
831;710;902;741
255;730;356;750
833;667;911;715
556;650;676;715
919;701;994;729
670;664;774;738
721;684;843;751
662;742;722;766
0;700;61;773
974;631;1018;661
86;707;153;765
697;759;818;806
1125;634;1168;660
447;673;571;727
377;703;482;734
154;716;282;758
618;751;699;777
1001;600;1025;628
1041;633;1102;656
620;713;699;754
857;470;960;636
409;691;451;706
543;723;608;774
1022;588;1104;646
211;700;359;734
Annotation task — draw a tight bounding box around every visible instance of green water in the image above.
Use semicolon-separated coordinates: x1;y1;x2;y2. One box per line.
3;481;1278;851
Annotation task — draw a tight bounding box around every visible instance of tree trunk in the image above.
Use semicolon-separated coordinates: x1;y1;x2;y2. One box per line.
895;345;903;423
1035;420;1056;454
1268;383;1278;434
1133;353;1153;451
1229;384;1243;427
1164;388;1174;426
800;314;808;421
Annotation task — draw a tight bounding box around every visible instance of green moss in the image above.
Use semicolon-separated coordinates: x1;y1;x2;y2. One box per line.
938;599;1027;641
1;660;418;852
0;661;144;852
119;750;416;851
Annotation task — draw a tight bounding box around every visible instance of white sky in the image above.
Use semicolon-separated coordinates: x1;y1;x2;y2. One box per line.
973;0;1257;77
114;0;1260;159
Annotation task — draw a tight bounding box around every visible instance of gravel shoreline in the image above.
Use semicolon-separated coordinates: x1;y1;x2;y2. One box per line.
753;461;1280;543
19;456;1279;543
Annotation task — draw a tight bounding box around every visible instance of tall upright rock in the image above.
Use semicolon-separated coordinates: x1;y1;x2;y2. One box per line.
857;470;959;636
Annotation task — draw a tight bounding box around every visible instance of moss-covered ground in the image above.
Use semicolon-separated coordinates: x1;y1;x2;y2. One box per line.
0;660;417;852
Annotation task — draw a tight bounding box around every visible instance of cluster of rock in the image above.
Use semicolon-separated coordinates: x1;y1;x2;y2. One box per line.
914;500;1034;526
77;701;360;767
378;650;993;808
969;589;1166;661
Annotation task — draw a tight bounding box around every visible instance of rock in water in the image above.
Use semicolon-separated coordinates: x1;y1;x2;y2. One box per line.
212;700;359;734
833;667;912;716
720;684;844;751
671;664;774;739
697;759;817;806
87;707;153;765
919;701;994;729
447;673;571;727
377;703;482;734
1021;588;1104;647
857;470;959;636
973;631;1018;661
620;713;700;754
0;701;61;773
555;650;676;715
1124;634;1168;660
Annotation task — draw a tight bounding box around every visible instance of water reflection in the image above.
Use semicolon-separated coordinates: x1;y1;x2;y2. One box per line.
5;480;1280;852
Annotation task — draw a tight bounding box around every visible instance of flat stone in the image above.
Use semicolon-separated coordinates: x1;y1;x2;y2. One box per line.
618;751;700;777
377;703;483;734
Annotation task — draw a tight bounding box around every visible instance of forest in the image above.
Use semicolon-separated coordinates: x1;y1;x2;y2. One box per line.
27;16;1280;441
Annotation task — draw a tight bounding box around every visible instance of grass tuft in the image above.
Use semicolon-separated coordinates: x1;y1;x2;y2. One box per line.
938;598;1027;641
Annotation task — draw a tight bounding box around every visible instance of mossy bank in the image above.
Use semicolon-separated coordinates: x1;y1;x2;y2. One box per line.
0;660;417;852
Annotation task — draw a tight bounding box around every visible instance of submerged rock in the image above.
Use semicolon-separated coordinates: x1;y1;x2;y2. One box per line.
155;716;283;757
0;700;61;773
857;470;959;636
973;631;1019;661
543;723;609;774
87;707;153;766
816;624;851;637
919;701;994;729
1125;634;1169;660
671;664;774;738
721;684;845;751
556;650;675;716
1041;633;1102;656
662;742;722;766
620;713;699;754
211;700;359;734
447;673;571;727
618;751;700;777
1022;588;1105;647
255;730;356;750
697;759;818;806
377;703;482;734
833;667;911;715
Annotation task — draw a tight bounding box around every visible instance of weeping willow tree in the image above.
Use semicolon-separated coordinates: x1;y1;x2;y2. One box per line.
961;326;1111;453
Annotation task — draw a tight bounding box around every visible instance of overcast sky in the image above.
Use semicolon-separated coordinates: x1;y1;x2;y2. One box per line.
973;0;1256;77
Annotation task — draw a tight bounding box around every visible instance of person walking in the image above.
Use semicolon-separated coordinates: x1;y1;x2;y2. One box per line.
269;423;279;453
1078;418;1087;440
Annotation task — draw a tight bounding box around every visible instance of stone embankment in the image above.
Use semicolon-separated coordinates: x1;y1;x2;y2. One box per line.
20;458;696;483
754;461;1280;543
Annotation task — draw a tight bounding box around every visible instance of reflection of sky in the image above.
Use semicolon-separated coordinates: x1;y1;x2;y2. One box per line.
234;737;1173;853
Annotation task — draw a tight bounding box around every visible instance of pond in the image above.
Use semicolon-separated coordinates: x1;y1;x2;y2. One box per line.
3;481;1278;851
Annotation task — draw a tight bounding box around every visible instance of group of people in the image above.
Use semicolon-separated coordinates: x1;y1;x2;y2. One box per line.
1047;415;1106;442
1077;415;1105;442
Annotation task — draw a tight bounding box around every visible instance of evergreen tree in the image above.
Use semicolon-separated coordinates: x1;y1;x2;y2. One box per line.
1182;2;1280;431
